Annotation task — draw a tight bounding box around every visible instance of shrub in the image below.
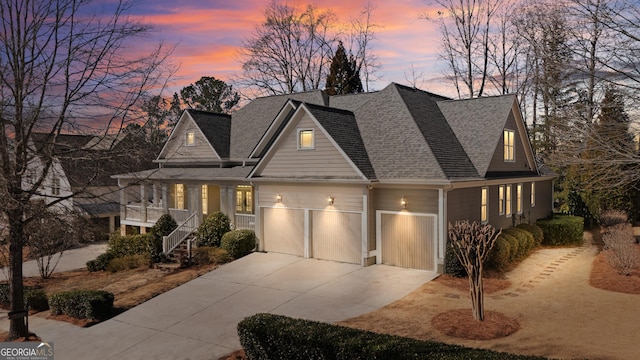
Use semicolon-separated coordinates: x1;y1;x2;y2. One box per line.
196;211;231;247
108;233;154;258
489;235;512;270
150;215;178;262
238;313;546;360
444;241;467;277
536;215;584;246
503;228;535;259
602;224;639;276
517;223;544;246
106;254;150;273
192;246;232;266
221;230;257;259
49;290;114;320
86;252;116;272
0;284;49;311
599;210;628;227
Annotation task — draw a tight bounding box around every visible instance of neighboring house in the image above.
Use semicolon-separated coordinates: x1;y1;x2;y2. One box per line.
114;83;554;273
28;132;157;236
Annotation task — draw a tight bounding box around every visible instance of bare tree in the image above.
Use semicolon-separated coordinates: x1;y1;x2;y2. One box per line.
0;0;171;339
236;1;339;97
429;0;502;98
347;1;381;92
448;220;501;321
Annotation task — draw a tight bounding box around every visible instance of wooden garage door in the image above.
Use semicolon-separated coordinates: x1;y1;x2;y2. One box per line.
311;210;361;264
380;212;436;271
262;207;304;256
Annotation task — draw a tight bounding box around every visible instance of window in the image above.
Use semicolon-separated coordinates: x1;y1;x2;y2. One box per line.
504;129;515;162
498;185;505;215
531;182;536;207
51;177;61;196
517;183;523;214
236;185;254;214
202;185;208;215
298;129;315;150
186;131;195;146
505;184;512;217
481;187;488;223
175;184;185;209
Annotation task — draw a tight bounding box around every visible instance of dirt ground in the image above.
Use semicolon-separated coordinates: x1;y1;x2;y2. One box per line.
338;232;640;360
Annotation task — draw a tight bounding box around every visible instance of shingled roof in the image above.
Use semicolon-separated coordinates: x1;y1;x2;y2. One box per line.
303;103;376;180
187;109;232;159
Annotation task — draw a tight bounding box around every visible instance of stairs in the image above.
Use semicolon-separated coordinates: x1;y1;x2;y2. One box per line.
159;212;200;269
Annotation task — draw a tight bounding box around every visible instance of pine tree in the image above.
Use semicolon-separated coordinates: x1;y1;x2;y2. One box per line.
325;42;363;96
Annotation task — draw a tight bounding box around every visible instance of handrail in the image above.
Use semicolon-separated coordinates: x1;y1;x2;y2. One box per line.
163;212;200;255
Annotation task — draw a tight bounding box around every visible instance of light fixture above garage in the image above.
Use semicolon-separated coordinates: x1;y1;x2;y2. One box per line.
276;194;282;203
327;195;334;206
401;195;407;209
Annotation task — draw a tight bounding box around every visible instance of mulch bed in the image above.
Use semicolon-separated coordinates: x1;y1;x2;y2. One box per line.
431;309;520;340
434;274;512;294
589;246;640;294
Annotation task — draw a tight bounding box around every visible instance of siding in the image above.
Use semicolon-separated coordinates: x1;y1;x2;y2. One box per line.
258;184;365;212
486;112;534;173
160;116;219;161
373;188;439;214
260;113;361;178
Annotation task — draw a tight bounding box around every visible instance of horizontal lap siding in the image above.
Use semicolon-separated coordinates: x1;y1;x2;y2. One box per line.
260;114;360;178
259;184;364;212
162;119;218;161
373;188;439;214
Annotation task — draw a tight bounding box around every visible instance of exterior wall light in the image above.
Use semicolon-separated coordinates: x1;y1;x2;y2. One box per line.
327;195;334;206
400;195;407;209
276;194;282;203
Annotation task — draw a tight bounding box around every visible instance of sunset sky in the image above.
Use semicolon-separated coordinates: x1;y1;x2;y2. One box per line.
128;0;452;96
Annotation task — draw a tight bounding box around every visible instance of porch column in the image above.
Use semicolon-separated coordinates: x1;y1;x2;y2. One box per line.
119;179;128;236
109;215;116;234
189;184;203;223
140;183;147;223
152;183;159;208
162;183;169;213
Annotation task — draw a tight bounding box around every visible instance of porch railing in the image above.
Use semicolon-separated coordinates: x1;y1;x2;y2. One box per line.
163;212;200;254
234;214;256;231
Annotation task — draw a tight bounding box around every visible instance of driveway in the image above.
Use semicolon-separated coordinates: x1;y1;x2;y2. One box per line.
25;252;437;359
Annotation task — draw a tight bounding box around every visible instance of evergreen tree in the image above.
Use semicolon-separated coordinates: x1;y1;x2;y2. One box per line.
325;42;363;96
178;76;240;113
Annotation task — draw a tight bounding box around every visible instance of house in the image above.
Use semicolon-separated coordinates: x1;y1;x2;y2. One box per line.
114;83;554;273
28;132;157;237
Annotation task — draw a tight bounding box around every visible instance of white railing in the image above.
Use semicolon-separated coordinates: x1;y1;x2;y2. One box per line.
163;212;200;254
234;214;256;231
146;206;164;223
169;208;190;224
125;205;142;220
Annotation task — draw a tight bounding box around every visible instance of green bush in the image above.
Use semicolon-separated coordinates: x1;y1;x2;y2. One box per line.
238;313;546;360
106;254;150;272
517;223;544;246
503;228;535;258
444;241;467;277
536;215;584;246
150;214;178;262
49;290;114;320
0;284;49;311
221;230;256;259
196;211;231;247
86;252;116;272
108;233;154;258
192;246;232;266
489;235;512;270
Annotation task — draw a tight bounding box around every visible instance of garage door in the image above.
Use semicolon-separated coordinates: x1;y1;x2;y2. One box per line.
311;210;361;264
379;212;436;271
262;207;304;256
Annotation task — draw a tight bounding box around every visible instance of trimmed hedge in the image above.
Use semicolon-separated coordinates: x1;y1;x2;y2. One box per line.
444;241;467;277
108;233;155;258
87;252;116;272
49;290;114;320
192;247;232;266
238;313;547;360
516;223;544;246
488;228;537;270
0;284;49;311
221;230;257;259
536;215;584;246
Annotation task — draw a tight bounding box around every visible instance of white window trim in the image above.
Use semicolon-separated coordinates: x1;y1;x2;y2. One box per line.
531;182;536;207
505;184;512;217
297;128;315;150
504;129;515;162
517;183;523;214
481;187;488;224
498;185;505;215
185;131;195;146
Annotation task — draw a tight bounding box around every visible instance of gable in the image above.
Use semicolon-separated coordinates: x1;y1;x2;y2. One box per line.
485;106;537;176
253;109;365;180
157;111;221;163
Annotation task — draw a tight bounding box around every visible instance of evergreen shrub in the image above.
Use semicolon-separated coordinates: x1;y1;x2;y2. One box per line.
221;230;256;259
536;215;584;246
49;290;114;320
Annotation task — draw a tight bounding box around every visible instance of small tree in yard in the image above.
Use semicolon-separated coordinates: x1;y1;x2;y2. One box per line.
448;220;501;321
25;209;78;279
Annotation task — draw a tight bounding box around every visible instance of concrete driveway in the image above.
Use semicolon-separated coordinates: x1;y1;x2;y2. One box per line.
26;252;437;359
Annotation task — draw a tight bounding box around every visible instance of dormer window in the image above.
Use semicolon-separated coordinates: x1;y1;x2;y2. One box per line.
504;129;515;162
298;129;315;150
186;131;195;146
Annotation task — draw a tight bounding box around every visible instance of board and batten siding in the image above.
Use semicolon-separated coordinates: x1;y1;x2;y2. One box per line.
259;113;361;178
160;117;219;161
